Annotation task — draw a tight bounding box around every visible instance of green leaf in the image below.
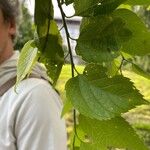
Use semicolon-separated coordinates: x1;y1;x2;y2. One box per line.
77;9;150;62
113;9;150;56
132;64;150;80
61;98;73;118
69;125;86;149
94;0;127;16
125;0;150;5
80;142;107;150
106;58;121;77
83;64;107;80
45;58;63;86
66;65;147;120
76;16;132;63
79;115;149;150
16;40;38;86
37;20;61;38
34;0;53;26
74;0;99;16
64;0;74;5
37;20;64;85
34;0;63;84
74;0;126;17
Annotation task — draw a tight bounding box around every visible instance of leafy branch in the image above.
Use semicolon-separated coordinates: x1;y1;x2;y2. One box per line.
18;0;150;149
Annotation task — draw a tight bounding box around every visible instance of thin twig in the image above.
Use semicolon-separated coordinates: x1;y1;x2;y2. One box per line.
59;25;64;31
69;36;78;41
65;14;76;18
118;57;125;75
64;52;69;60
57;0;79;149
57;0;75;76
118;54;129;75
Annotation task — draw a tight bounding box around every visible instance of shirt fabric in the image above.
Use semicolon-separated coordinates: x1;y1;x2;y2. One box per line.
0;51;67;150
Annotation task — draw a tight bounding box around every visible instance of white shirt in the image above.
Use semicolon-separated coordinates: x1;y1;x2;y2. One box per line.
0;76;67;150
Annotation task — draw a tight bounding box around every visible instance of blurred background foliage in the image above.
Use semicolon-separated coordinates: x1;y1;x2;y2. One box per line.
14;2;34;50
15;2;150;149
133;6;150;73
129;8;150;148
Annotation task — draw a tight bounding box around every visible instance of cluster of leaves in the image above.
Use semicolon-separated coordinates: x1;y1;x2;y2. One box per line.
17;0;150;150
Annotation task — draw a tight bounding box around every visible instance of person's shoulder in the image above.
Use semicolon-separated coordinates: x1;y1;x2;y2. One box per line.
16;78;62;109
2;77;62;111
4;77;56;103
17;78;52;94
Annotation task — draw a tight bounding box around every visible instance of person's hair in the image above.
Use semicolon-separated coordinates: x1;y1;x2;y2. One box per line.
0;0;18;23
0;0;19;39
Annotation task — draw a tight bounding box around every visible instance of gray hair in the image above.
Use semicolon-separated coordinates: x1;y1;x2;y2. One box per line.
0;0;19;23
0;0;19;39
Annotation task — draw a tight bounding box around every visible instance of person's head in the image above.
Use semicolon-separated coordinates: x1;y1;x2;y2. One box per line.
0;0;18;39
0;0;18;63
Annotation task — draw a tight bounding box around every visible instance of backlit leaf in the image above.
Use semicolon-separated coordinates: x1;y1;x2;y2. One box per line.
125;0;150;5
74;0;126;17
113;9;150;56
16;40;38;86
66;65;147;120
35;0;64;84
76;16;132;63
79;115;148;150
132;64;150;80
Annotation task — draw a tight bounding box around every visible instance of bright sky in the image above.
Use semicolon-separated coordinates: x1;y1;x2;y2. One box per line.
26;0;77;19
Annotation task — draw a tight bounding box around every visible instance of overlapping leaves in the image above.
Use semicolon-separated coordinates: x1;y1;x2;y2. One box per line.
76;9;150;64
73;0;150;17
66;64;147;120
74;0;126;17
76;14;132;63
34;0;64;84
34;0;53;27
37;20;64;84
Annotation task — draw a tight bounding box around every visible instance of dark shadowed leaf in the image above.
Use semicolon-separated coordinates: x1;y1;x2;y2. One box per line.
74;0;126;17
64;0;74;5
35;0;64;85
76;15;132;63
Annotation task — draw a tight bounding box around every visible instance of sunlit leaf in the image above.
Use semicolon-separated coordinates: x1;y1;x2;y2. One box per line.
113;9;150;56
66;65;147;120
79;115;149;150
16;40;38;86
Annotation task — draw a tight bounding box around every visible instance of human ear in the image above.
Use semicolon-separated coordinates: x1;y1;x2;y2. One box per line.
8;19;16;38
